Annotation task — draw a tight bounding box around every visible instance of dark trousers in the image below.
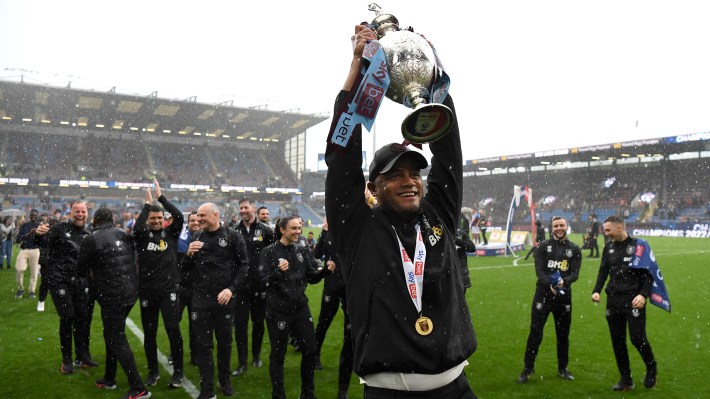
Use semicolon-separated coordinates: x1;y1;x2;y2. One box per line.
266;305;317;399
523;287;572;370
139;289;184;376
606;302;656;379
480;228;488;245
50;284;90;362
233;288;267;366
192;305;234;394
314;287;353;392
38;267;49;302
364;372;476;399
589;237;599;257
178;287;196;362
100;302;144;391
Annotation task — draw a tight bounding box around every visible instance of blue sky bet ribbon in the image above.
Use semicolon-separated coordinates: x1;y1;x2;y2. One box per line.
330;40;390;148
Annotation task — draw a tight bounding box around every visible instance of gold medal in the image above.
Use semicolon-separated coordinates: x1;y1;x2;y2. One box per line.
415;316;433;336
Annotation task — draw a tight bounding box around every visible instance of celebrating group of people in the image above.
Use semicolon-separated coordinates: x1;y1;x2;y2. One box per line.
15;21;663;399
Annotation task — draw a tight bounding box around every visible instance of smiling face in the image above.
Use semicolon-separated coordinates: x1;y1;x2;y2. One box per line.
239;200;255;224
551;217;568;240
147;211;164;231
196;203;220;232
279;218;302;245
368;157;423;217
603;221;627;242
258;208;270;223
188;213;200;232
71;203;88;228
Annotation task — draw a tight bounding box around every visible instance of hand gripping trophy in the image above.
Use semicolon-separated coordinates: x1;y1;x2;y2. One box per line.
368;3;453;143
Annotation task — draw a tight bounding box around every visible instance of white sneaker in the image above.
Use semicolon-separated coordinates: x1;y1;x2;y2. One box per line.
37;301;45;312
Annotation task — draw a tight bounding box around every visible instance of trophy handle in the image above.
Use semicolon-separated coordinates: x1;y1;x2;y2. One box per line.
401;103;453;144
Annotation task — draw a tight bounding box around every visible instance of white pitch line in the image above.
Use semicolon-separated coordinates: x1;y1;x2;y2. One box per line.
126;317;200;399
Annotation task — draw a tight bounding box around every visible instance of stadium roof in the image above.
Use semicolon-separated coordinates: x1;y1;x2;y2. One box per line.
464;131;710;172
0;79;328;147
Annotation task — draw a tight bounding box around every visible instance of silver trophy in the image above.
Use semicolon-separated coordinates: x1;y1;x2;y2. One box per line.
368;3;453;144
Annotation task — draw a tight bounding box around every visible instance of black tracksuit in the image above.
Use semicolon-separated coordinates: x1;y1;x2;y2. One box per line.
232;219;274;367
77;223;145;391
522;237;581;371
133;195;185;377
313;229;353;393
37;220;92;364
261;240;329;399
325;92;476;397
593;235;656;381
588;219;600;257
181;226;248;395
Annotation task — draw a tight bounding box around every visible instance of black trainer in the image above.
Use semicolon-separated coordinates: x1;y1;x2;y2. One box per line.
517;368;533;384
612;378;635;391
231;364;247;376
644;364;657;388
121;388;151;399
197;392;216;399
96;379;118;390
558;368;575;380
168;373;183;389
252;358;263;368
78;357;100;368
60;361;74;374
144;373;160;387
220;382;234;396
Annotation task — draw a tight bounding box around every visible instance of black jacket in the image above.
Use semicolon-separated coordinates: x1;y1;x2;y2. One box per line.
593;235;654;305
534;237;582;291
77;223;138;306
260;240;328;315
325;92;476;376
182;226;249;309
234;219;274;291
313;230;345;293
37;220;90;288
133;196;184;297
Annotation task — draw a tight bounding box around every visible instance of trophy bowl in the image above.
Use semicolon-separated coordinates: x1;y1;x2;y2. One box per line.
369;5;453;144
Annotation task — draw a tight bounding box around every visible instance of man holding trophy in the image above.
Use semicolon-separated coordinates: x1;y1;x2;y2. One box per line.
325;8;477;398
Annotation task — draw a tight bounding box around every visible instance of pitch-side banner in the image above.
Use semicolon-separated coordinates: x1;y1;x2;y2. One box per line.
630;238;671;312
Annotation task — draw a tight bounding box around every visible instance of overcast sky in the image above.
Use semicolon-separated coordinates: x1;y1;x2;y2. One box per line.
2;0;710;172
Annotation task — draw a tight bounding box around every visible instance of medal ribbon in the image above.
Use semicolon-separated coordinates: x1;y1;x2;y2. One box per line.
330;40;390;148
394;224;426;312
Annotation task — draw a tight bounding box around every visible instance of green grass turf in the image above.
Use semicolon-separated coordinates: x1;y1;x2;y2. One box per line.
0;233;708;398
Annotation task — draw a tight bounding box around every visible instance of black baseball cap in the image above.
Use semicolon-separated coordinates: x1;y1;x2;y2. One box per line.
368;143;428;182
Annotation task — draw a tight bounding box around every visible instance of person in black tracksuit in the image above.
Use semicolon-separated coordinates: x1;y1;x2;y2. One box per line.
524;216;547;261
324;25;477;398
133;180;185;387
313;220;353;399
587;214;600;258
517;217;581;384
177;211;200;365
261;215;333;399
592;215;657;391
36;216;58;311
231;197;274;376
77;208;151;399
35;202;96;373
182;202;249;399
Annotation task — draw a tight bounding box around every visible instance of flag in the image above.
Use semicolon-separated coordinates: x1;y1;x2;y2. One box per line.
629;238;671;312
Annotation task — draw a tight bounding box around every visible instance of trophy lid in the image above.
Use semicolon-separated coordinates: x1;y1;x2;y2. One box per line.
368;3;400;38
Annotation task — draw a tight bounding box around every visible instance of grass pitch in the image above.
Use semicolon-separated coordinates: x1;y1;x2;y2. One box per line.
0;233;707;398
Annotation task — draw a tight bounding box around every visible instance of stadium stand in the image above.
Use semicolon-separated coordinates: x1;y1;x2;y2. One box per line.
0;79;327;223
